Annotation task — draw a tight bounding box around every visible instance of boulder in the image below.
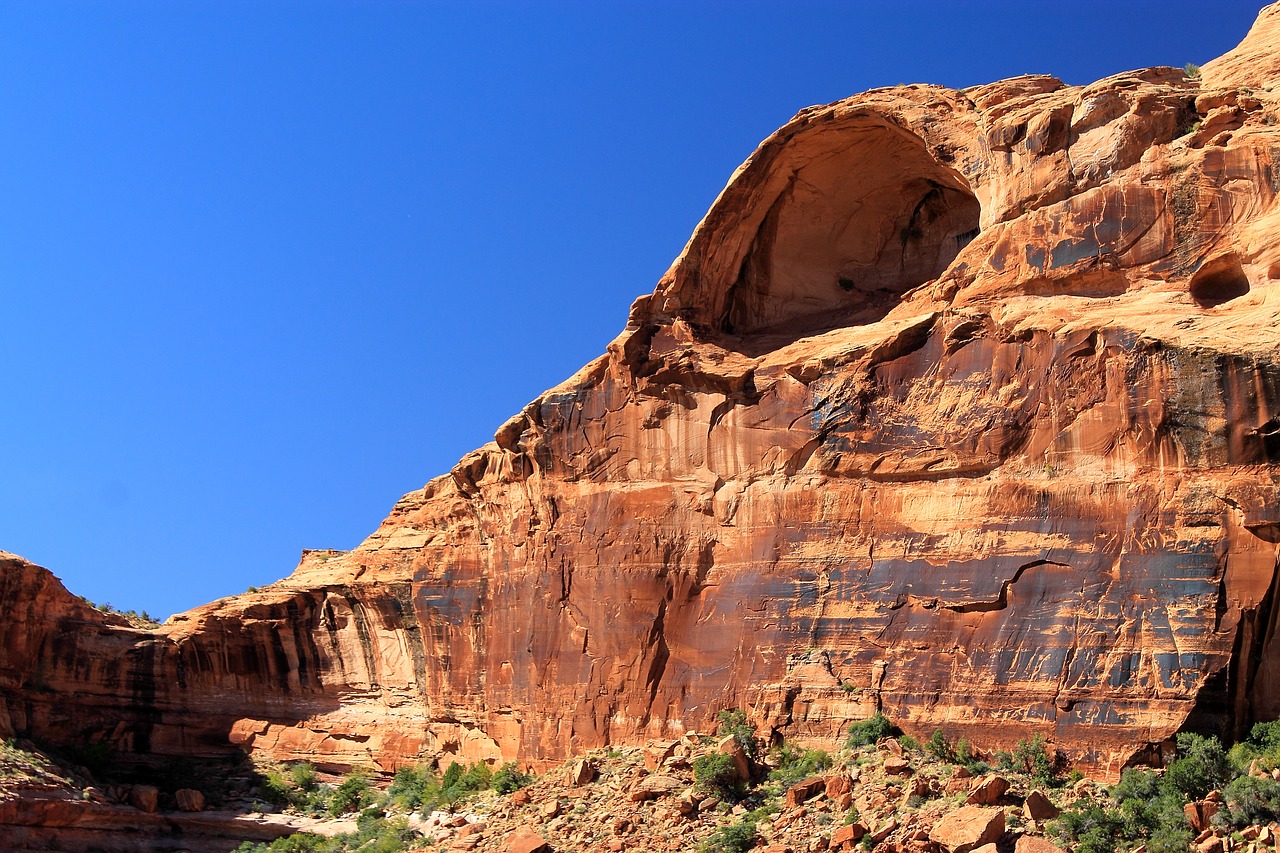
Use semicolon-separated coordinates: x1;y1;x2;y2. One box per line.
785;776;827;807
718;735;752;783
504;829;552;853
127;785;158;814
175;788;205;812
629;774;682;801
1023;790;1059;821
965;774;1010;805
929;806;1005;853
884;756;911;775
1014;838;1065;853
567;758;595;786
831;823;867;848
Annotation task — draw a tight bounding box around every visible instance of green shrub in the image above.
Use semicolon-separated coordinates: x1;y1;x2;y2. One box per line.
260;769;295;807
1050;801;1124;853
1224;774;1280;827
386;766;437;811
845;713;893;749
492;762;534;794
716;709;760;762
330;771;372;816
421;760;502;811
700;816;758;853
288;762;317;792
898;735;920;753
1229;719;1280;775
1050;766;1193;853
925;729;956;763
694;752;744;801
1147;825;1195;853
996;734;1059;787
767;744;831;787
1165;732;1230;800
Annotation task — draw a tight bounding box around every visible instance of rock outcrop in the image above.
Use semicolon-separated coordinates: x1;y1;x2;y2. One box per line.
7;4;1280;783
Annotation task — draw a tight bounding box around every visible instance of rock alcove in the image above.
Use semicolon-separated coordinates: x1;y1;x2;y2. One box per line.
720;116;980;346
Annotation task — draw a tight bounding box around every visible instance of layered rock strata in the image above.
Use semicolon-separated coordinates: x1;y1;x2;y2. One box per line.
7;5;1280;782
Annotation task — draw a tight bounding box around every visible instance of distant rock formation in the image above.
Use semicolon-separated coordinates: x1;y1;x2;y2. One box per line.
7;4;1280;783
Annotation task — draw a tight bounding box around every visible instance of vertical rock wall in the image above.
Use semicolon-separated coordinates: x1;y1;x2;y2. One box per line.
6;5;1280;782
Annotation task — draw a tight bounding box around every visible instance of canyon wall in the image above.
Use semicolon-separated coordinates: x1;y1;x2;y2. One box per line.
7;5;1280;782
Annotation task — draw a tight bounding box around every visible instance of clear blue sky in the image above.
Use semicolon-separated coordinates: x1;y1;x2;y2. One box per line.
0;0;1264;618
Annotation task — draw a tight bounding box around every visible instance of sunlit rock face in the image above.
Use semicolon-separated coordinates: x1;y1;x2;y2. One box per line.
6;5;1280;783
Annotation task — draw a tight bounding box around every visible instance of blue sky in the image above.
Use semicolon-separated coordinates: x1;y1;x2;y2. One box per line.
0;0;1265;618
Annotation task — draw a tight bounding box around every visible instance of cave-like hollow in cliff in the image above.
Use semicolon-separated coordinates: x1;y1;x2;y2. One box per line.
721;119;980;346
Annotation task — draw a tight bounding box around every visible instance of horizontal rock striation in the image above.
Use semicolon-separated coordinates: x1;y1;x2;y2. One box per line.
6;5;1280;783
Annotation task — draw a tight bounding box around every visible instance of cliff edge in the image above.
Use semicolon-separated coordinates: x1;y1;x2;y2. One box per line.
7;5;1280;782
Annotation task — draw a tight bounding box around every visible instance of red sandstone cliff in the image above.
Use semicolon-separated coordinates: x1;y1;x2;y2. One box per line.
7;6;1280;783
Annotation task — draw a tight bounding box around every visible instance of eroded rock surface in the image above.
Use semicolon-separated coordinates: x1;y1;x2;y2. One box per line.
6;4;1280;784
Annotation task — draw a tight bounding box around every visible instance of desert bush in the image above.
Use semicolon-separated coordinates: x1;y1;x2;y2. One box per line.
700;817;757;853
694;752;743;801
925;729;955;763
288;762;317;792
845;713;893;749
768;743;831;787
716;709;760;762
492;761;533;794
386;765;436;811
1165;732;1231;800
995;734;1061;787
329;771;372;816
1224;774;1280;827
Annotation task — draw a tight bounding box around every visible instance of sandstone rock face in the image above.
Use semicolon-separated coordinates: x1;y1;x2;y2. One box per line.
5;6;1280;784
929;806;1004;853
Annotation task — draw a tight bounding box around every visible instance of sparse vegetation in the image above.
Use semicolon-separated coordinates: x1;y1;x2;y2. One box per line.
716;709;761;762
492;761;534;794
694;752;744;801
76;596;160;628
1185;61;1202;79
234;811;419;853
996;734;1061;787
329;770;372;816
845;712;894;749
1048;724;1280;853
699;815;758;853
767;743;832;788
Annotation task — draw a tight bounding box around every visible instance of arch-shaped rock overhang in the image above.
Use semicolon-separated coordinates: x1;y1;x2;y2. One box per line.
653;92;983;346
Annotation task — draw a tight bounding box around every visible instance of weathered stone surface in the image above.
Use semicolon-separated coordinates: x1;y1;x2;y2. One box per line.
1014;838;1065;853
831;822;866;847
718;735;752;783
929;806;1004;853
127;785;157;814
4;4;1280;787
784;776;826;807
965;775;1010;806
1023;789;1059;821
566;758;595;786
884;757;911;776
629;774;681;801
174;788;205;812
504;828;552;853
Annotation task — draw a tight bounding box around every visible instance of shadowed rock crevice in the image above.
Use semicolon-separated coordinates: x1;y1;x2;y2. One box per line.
1190;252;1251;307
720;119;979;348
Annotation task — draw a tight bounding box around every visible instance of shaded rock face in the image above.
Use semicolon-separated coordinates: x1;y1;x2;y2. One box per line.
7;7;1280;783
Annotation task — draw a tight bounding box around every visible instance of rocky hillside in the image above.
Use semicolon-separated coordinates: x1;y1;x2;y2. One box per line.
5;0;1280;812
